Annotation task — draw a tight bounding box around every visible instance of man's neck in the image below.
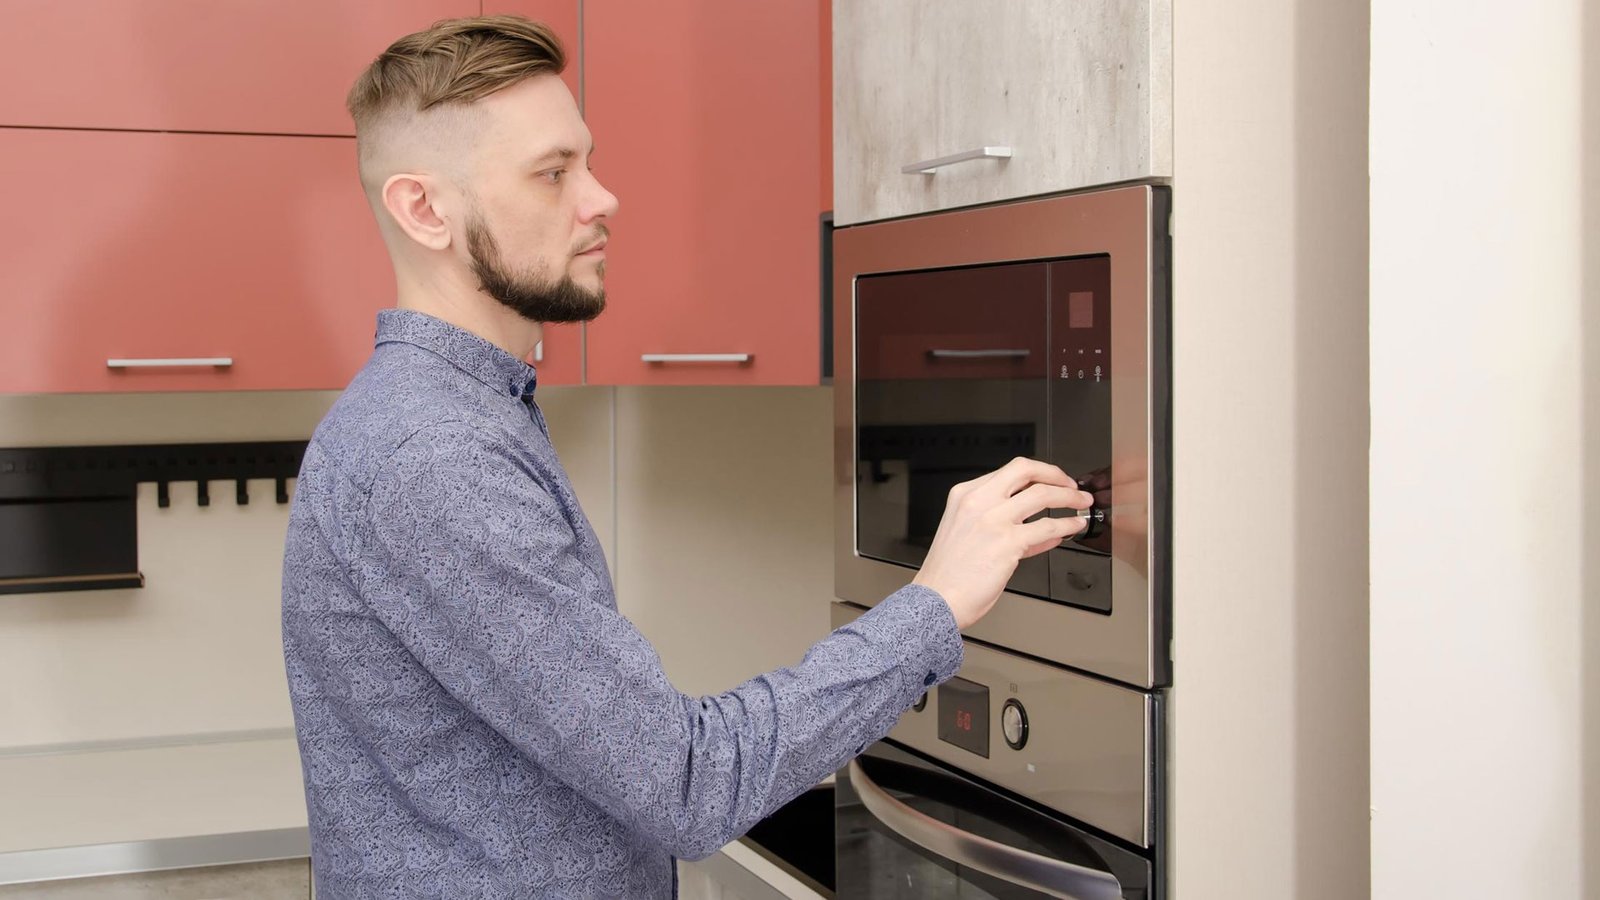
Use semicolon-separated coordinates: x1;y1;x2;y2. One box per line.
395;270;543;364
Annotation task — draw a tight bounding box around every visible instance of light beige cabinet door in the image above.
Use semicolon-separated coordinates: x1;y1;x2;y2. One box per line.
834;0;1171;225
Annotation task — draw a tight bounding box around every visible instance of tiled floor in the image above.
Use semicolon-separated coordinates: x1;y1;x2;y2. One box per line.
0;860;309;900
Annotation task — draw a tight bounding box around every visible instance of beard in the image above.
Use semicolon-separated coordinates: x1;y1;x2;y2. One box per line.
466;215;607;324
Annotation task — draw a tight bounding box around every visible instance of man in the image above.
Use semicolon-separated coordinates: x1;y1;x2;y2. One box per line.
281;15;1092;898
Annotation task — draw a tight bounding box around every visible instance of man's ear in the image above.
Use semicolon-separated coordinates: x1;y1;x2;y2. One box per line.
380;173;454;251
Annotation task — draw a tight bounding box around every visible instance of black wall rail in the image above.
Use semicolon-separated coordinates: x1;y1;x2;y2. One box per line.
0;441;308;596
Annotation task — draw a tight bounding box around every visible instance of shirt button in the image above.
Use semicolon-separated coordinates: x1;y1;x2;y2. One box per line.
923;672;937;686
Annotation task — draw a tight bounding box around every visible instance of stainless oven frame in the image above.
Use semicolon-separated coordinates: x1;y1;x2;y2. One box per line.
832;185;1171;688
831;601;1157;850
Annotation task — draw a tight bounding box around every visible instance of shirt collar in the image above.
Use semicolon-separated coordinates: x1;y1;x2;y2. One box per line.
374;309;539;398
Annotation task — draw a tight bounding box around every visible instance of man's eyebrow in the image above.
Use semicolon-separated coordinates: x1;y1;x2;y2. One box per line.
526;145;596;168
527;147;576;168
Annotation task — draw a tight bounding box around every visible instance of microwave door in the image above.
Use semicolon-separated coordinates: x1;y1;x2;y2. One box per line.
854;262;1050;598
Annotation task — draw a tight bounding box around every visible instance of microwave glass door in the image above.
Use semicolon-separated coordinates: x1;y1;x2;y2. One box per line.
855;256;1116;612
855;261;1050;598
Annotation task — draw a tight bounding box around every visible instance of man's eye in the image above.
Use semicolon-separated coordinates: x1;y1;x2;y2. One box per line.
543;169;566;184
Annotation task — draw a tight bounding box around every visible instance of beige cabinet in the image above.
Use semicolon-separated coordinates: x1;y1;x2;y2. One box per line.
833;0;1171;225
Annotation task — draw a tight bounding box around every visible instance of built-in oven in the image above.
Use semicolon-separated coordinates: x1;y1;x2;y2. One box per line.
831;603;1161;899
832;185;1171;689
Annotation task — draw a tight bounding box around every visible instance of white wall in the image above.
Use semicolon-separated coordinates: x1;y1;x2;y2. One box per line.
1169;1;1370;897
1369;1;1599;896
0;391;338;853
611;387;835;697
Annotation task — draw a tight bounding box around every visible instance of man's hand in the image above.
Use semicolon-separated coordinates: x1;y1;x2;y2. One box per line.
912;457;1093;630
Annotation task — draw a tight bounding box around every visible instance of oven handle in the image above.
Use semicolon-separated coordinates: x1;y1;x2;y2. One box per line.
847;760;1123;900
927;348;1032;359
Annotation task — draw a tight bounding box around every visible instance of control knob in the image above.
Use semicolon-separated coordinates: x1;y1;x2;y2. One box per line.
1068;506;1108;542
1001;699;1029;750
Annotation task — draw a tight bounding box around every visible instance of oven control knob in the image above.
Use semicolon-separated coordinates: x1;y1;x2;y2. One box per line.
1002;699;1029;750
912;692;927;713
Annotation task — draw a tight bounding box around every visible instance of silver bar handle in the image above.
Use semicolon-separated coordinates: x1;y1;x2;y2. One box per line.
534;341;544;363
640;353;752;364
847;760;1123;900
902;145;1013;175
106;357;233;368
927;348;1032;359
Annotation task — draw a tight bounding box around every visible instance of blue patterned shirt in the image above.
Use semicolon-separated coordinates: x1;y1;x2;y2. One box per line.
280;309;963;898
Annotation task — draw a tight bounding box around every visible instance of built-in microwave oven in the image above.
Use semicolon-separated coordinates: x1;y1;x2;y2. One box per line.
832;185;1171;689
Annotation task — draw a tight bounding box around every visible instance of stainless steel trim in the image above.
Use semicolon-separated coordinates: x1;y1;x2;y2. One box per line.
106;358;233;368
927;348;1032;359
902;146;1014;175
848;760;1122;900
640;353;752;364
833;184;1162;688
0;828;309;886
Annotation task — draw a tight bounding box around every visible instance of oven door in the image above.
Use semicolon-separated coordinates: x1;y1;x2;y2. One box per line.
836;741;1154;900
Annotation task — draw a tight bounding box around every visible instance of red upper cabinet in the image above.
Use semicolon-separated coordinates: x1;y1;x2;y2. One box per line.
0;1;477;135
0;129;391;393
820;0;833;214
582;2;824;385
527;323;580;386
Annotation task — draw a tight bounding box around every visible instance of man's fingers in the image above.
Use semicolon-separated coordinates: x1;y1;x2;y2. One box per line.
1004;483;1094;522
1017;515;1087;558
981;457;1077;498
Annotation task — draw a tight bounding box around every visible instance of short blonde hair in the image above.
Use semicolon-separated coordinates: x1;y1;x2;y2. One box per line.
347;15;566;134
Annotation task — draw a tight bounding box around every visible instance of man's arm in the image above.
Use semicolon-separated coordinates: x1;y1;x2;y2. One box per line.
354;422;961;860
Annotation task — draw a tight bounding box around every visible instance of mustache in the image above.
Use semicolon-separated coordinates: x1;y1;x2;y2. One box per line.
575;224;610;254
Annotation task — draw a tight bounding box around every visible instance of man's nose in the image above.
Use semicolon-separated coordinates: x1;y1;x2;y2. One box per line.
583;172;619;221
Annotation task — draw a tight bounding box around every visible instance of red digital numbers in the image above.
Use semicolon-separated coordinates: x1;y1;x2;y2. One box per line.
955;710;972;732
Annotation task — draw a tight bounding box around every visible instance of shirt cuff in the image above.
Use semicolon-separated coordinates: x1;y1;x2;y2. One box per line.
852;583;965;695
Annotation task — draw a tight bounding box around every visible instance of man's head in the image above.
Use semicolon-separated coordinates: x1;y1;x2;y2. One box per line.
348;16;616;325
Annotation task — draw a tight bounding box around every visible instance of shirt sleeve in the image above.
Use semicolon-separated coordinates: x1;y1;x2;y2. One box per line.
353;422;963;861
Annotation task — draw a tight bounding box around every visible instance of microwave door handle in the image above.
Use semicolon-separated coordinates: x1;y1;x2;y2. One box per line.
927;349;1032;359
847;761;1123;900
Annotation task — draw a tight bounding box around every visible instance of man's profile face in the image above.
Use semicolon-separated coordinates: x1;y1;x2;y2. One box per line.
460;74;617;323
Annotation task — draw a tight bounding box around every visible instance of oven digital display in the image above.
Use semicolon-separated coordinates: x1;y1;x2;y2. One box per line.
936;676;990;758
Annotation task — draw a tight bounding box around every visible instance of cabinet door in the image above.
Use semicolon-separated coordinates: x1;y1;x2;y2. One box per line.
0;129;391;393
834;0;1172;226
0;1;476;135
582;1;823;385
